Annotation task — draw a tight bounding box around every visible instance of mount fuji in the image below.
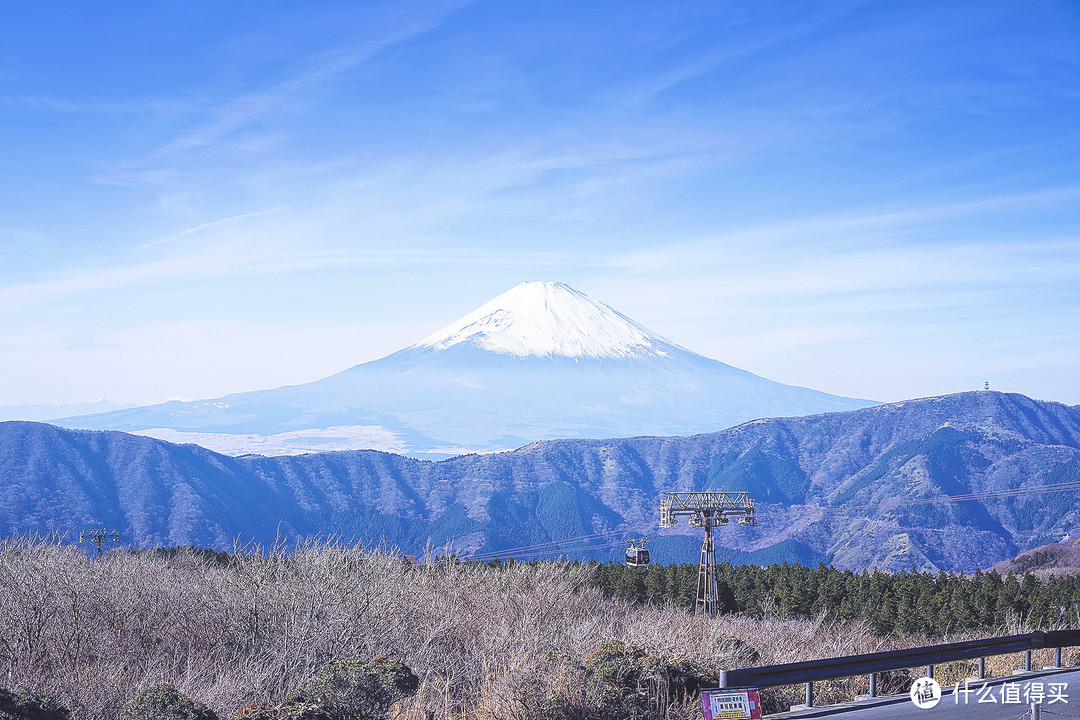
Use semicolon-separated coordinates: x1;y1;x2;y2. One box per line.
60;282;875;457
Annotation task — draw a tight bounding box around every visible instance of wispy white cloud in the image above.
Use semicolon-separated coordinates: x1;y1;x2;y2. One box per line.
0;241;601;313
0;94;186;117
135;205;293;251
81;9;477;225
621;3;865;107
3;0;1079;408
613;185;1080;274
121;0;476;171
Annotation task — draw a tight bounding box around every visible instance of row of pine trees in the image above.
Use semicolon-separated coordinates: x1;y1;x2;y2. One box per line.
583;560;1080;636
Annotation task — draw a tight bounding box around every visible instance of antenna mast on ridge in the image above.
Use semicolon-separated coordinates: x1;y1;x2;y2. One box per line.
659;492;757;618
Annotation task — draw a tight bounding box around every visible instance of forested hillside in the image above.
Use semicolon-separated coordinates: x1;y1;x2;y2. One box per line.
3;391;1080;572
586;560;1080;635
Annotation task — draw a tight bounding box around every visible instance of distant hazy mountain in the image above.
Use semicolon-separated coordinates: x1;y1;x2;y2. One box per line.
57;281;872;457
0;399;137;422
5;391;1080;572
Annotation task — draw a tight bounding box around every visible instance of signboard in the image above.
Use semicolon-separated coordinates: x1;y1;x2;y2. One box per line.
702;689;762;720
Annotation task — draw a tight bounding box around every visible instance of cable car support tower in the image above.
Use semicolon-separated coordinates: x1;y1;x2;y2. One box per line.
659;492;757;618
79;528;120;557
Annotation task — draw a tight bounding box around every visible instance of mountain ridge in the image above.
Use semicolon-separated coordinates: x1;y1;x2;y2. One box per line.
5;390;1080;572
991;535;1080;577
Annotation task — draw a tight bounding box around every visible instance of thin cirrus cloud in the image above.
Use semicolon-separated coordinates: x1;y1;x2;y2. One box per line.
1;1;1079;406
98;0;477;189
613;185;1080;274
168;0;476;155
0;240;601;314
603;184;1080;368
134;206;295;251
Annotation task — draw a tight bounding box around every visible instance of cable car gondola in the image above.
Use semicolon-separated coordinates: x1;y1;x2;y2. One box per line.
625;538;650;567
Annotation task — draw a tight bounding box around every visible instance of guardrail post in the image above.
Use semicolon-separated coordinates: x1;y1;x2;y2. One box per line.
718;670;729;688
805;682;814;708
978;657;985;679
868;673;877;697
926;664;933;679
1025;650;1032;671
1032;701;1042;719
1055;648;1062;668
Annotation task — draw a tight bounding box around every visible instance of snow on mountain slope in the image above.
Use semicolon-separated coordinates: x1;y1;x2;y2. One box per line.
416;281;679;359
58;281;877;457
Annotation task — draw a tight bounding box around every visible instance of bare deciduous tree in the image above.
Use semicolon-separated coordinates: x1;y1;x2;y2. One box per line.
0;536;1011;720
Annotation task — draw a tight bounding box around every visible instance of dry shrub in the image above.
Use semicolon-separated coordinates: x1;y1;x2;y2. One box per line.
1;535;1073;720
239;657;419;720
0;688;70;720
1068;647;1080;666
468;653;578;720
123;686;217;720
582;639;708;718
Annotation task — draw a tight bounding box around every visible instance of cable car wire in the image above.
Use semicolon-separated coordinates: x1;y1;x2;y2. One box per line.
466;529;622;558
467;539;628;561
459;478;1080;561
464;528;628;561
782;478;1080;516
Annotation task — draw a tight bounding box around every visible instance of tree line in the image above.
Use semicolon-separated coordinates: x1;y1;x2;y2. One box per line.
582;560;1080;636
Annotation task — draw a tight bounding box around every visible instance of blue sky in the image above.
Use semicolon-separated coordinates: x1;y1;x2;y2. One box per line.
1;0;1079;407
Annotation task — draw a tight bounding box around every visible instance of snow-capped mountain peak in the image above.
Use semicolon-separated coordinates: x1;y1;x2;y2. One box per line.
414;281;681;359
59;280;875;457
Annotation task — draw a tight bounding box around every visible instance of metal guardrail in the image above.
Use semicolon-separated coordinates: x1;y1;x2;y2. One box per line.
719;630;1080;707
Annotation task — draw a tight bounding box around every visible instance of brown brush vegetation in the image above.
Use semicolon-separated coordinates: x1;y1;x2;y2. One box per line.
0;536;1069;720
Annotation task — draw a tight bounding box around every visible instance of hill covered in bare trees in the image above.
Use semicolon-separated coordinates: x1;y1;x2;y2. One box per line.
5;537;1065;720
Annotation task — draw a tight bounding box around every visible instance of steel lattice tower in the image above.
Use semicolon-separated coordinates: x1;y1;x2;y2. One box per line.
659;492;757;618
697;524;719;617
79;528;120;557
